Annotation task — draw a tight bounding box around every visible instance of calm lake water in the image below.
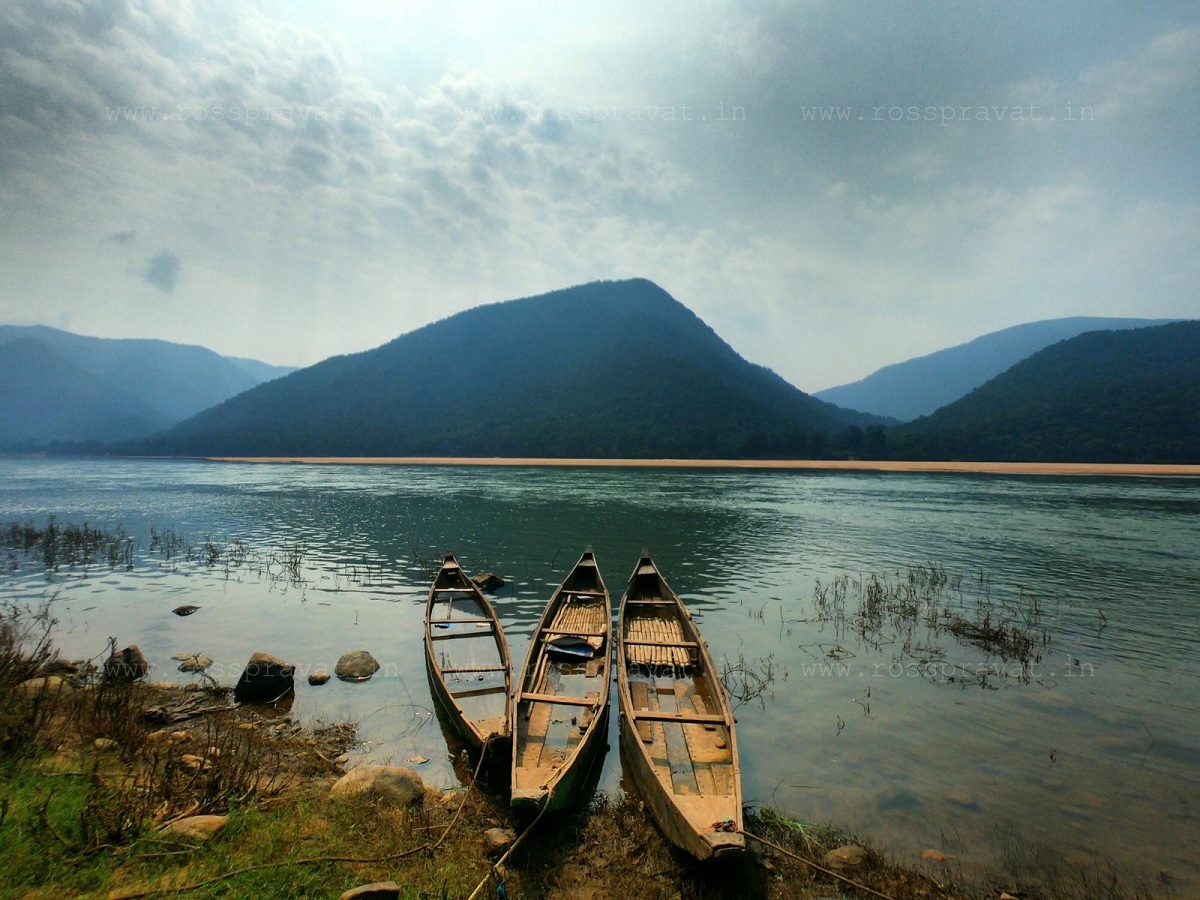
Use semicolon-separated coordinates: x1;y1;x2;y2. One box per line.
2;458;1198;892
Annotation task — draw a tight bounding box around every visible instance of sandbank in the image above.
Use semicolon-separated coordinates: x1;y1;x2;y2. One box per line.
206;457;1200;477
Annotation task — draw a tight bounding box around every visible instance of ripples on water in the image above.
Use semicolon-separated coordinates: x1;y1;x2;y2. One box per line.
2;459;1198;891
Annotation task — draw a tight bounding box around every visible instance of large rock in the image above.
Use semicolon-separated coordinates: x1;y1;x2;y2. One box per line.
103;644;149;682
335;650;380;683
161;814;228;841
329;765;425;806
233;651;295;703
482;827;517;858
822;844;868;870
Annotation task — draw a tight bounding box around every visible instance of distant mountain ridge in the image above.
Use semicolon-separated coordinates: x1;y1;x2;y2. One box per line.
140;279;882;458
892;321;1200;463
0;325;295;447
815;317;1178;421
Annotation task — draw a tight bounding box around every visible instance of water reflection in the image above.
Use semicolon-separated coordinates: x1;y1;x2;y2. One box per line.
1;458;1198;890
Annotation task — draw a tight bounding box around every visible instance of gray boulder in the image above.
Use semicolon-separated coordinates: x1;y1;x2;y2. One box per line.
233;651;295;703
335;650;380;683
329;765;425;806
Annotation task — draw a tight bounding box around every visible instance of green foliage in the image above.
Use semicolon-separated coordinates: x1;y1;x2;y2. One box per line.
892;322;1200;463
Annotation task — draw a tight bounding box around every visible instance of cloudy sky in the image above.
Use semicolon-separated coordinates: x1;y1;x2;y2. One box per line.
2;1;1198;391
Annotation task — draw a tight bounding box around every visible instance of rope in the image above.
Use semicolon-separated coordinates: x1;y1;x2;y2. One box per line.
465;796;552;900
739;829;897;900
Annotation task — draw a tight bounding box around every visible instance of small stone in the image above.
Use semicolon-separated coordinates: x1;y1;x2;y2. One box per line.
308;669;331;686
482;827;516;857
172;605;200;616
238;722;256;731
945;789;978;809
103;644;149;682
93;737;119;751
178;655;213;674
40;658;80;676
180;754;207;771
334;651;380;683
161;814;227;841
407;755;429;765
17;675;74;697
922;849;954;862
329;765;425;806
36;748;83;774
171;730;194;743
471;572;505;592
339;882;401;900
822;845;868;870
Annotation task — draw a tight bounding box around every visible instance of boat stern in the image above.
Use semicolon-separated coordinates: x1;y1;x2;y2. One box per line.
705;830;746;859
510;786;549;812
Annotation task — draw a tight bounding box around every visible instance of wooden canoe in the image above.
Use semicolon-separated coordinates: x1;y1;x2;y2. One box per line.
616;552;744;859
424;552;512;752
511;548;612;812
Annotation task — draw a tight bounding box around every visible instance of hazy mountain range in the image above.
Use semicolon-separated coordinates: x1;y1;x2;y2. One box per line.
5;283;1198;463
814;317;1177;421
0;325;295;447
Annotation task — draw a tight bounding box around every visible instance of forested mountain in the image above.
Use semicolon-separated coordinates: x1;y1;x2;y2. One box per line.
0;325;295;448
138;279;882;458
891;321;1200;463
815;317;1175;421
0;339;171;445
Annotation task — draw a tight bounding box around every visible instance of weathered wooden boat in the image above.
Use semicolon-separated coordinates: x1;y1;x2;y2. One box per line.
616;553;744;859
511;549;612;812
424;552;512;752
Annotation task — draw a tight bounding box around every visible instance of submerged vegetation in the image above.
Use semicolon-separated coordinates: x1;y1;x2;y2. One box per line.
810;563;1052;686
3;518;309;588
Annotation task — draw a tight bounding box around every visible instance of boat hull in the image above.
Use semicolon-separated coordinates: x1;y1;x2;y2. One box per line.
616;553;744;860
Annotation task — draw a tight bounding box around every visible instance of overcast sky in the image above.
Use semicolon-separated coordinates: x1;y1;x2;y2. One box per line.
2;1;1198;391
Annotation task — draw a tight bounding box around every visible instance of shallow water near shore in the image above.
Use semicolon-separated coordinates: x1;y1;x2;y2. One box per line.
2;457;1198;892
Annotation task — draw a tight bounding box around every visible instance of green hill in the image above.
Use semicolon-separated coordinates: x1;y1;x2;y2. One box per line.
815;316;1176;421
892;321;1200;463
138;279;880;458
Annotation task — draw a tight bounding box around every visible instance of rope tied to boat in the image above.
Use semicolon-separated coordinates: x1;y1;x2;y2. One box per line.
739;828;898;900
466;794;552;900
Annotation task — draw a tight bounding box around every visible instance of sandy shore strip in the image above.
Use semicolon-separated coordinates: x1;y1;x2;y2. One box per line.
205;457;1200;477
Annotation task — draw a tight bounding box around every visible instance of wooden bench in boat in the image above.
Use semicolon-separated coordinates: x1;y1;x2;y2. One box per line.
519;691;602;707
623;639;699;648
450;684;508;699
428;617;493;625
628;709;727;725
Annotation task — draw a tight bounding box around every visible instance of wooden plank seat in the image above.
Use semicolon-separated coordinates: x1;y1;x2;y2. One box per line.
519;691;601;707
450;684;509;699
628;709;728;725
